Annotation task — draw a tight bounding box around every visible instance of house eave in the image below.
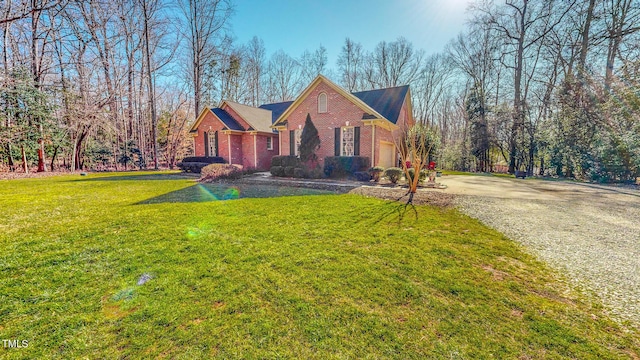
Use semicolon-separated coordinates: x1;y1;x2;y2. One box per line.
363;119;398;131
272;75;385;127
221;129;244;135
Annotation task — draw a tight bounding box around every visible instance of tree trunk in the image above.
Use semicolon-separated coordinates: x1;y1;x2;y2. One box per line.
32;3;46;172
21;145;28;173
604;0;633;89
37;138;46;172
578;0;596;74
509;40;524;174
7;143;15;171
3;3;14;172
74;129;88;171
50;145;58;171
509;5;526;174
142;0;159;170
71;135;76;171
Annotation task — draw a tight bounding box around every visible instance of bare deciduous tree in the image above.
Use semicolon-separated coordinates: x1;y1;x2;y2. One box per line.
178;0;232;116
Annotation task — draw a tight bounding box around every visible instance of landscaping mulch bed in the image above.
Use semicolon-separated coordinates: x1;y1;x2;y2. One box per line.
349;185;455;207
0;171;72;180
239;175;360;193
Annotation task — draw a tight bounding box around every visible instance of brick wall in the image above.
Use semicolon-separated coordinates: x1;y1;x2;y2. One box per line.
229;134;243;165
193;111;230;162
240;133;254;169
256;134;278;170
280;81;375;166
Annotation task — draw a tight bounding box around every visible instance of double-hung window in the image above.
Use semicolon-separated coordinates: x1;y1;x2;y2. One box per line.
294;128;302;156
341;127;354;157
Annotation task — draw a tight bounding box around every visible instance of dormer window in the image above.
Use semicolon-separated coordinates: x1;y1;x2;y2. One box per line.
318;93;327;113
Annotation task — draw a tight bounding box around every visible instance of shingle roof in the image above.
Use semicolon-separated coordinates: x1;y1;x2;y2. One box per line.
211;108;244;131
259;101;294;124
224;101;274;133
352;85;409;124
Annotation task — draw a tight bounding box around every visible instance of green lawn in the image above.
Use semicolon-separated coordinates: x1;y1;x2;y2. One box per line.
0;172;638;359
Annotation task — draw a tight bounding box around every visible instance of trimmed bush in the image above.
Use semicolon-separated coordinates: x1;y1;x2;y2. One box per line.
369;166;385;182
293;168;305;178
354;171;371;182
281;156;302;168
384;167;403;184
181;156;225;164
177;162;207;173
177;156;225;173
284;166;295;177
271;156;282;167
323;156;370;178
271;156;303;177
200;164;242;182
270;166;285;177
407;168;428;183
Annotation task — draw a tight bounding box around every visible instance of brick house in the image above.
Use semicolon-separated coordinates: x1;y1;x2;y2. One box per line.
190;75;413;170
272;75;414;169
189;100;290;170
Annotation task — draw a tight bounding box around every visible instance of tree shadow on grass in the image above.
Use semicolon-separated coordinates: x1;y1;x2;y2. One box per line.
136;183;335;204
370;195;418;224
70;173;200;182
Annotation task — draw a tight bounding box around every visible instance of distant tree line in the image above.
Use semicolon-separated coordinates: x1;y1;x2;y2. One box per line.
435;0;640;182
1;0;639;182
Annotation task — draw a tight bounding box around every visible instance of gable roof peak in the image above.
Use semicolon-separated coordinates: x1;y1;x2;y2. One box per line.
271;74;386;127
221;100;274;133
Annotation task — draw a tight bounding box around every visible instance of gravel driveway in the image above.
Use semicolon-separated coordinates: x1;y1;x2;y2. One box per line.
438;175;640;326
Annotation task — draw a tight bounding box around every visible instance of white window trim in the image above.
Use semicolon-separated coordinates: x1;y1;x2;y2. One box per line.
208;131;217;157
341;126;355;157
266;137;273;150
318;93;327;113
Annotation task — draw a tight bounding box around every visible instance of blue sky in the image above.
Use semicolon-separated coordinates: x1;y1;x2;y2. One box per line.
229;0;472;68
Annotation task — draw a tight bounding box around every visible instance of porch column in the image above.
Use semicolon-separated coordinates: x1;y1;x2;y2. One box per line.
253;134;258;168
228;133;232;164
371;124;376;166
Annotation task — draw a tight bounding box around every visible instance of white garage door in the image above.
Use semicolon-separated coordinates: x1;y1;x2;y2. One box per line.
379;142;395;169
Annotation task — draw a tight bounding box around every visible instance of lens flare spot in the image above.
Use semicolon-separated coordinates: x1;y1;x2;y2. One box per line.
186;224;211;239
196;184;220;202
222;187;240;200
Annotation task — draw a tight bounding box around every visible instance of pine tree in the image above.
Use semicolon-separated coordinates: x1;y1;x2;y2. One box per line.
466;85;490;172
299;113;320;162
